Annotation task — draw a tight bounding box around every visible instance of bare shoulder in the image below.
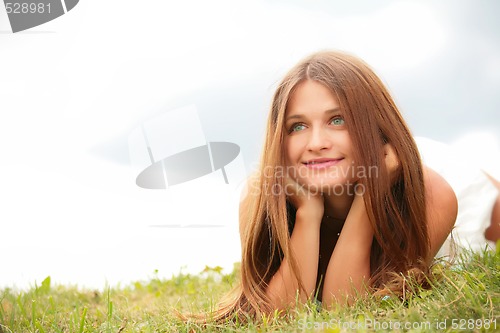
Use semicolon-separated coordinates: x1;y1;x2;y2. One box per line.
423;165;458;259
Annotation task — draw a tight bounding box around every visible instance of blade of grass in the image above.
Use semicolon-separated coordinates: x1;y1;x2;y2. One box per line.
15;294;29;328
79;307;87;333
31;299;36;329
0;324;14;333
35;320;46;333
0;297;4;325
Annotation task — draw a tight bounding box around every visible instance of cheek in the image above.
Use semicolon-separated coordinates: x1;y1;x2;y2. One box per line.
283;139;303;182
283;139;296;165
338;135;355;159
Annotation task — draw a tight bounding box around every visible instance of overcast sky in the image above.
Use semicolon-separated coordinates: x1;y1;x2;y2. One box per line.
0;0;498;289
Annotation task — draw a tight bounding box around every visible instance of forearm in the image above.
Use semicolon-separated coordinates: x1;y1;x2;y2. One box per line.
266;209;321;309
322;197;373;306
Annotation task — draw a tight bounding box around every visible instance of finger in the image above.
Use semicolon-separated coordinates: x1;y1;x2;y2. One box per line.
383;143;395;157
383;143;400;172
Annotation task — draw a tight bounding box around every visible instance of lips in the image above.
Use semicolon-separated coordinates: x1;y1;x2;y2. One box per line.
303;158;344;168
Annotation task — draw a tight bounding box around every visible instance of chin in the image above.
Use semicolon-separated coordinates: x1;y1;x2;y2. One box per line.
298;177;351;193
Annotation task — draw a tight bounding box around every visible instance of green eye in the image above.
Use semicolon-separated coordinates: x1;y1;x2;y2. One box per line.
290;123;306;132
331;117;345;126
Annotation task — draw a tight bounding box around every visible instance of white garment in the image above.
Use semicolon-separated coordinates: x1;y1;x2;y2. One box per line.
415;137;498;258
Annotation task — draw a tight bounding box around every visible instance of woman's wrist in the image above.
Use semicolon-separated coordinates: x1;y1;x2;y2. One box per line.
344;194;374;238
296;205;324;226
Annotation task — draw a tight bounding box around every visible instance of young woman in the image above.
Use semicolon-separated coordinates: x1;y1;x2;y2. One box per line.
208;50;500;320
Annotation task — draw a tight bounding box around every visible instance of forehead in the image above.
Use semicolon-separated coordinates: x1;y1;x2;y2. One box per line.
286;80;340;116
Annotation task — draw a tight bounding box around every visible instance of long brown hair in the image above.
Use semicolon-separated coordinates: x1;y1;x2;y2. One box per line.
202;50;429;322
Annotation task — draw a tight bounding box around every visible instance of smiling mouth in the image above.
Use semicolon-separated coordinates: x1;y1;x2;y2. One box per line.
303;158;344;168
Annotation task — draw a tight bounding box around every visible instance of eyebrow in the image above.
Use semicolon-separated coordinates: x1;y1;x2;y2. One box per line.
285;108;341;122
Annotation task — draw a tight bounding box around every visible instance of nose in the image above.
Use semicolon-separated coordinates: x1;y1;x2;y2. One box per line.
306;127;332;152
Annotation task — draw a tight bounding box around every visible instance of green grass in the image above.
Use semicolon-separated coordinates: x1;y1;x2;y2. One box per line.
1;248;499;332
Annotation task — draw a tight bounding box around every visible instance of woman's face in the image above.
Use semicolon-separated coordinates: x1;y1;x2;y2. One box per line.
284;80;357;193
